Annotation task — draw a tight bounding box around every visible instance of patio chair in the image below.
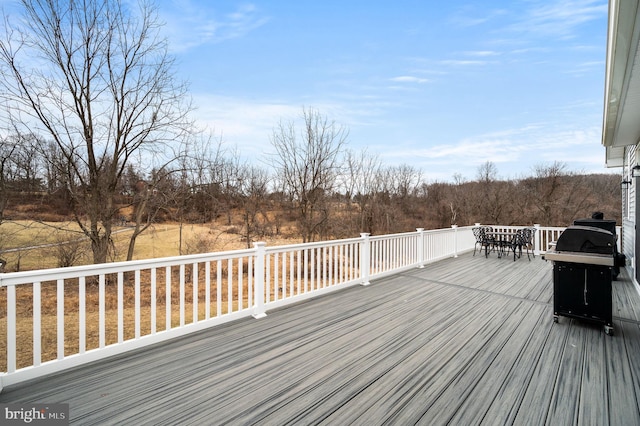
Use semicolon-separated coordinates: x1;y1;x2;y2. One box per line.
522;227;536;259
472;227;483;256
493;231;516;258
472;226;495;257
513;228;535;261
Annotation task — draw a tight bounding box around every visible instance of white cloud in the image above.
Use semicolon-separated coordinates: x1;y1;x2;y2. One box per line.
417;139;522;164
449;7;509;28
189;94;376;160
390;76;430;84
190;94;299;157
160;2;270;52
562;60;605;76
439;60;489;66
464;50;501;57
375;122;605;180
509;0;607;40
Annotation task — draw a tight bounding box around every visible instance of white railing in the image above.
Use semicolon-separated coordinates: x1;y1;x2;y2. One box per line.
0;224;561;389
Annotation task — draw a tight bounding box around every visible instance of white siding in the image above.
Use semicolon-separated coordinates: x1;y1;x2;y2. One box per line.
623;145;637;282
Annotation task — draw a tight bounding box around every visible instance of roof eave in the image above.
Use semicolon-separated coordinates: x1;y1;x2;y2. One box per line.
602;0;640;166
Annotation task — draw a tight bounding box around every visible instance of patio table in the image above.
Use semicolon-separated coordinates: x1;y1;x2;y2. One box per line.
490;231;517;259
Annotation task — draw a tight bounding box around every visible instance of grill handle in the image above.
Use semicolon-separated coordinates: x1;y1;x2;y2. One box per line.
583;270;588;306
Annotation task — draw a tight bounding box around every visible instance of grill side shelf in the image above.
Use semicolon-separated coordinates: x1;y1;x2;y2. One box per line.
544;250;614;266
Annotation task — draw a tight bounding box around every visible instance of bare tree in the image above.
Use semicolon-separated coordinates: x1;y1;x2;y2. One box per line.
472;161;505;224
41;140;75;216
448;173;470;225
187;133;227;224
7;133;45;193
422;181;455;229
52;236;87;268
0;137;18;223
364;164;423;234
212;153;243;226
0;0;192;263
344;148;382;234
477;161;499;184
370;166;398;234
522;161;568;225
123;164;176;261
270;108;347;242
390;164;423;200
238;164;270;248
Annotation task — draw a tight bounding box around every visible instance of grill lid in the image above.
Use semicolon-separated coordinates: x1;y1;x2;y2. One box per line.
555;225;615;254
572;218;617;236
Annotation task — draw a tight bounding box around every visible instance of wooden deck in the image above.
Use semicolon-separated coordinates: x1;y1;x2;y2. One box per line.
2;252;640;425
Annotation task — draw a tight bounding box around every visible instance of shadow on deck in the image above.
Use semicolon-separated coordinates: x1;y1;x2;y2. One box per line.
1;252;640;425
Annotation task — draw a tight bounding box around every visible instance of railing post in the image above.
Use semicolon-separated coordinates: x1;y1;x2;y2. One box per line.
416;228;425;268
452;224;459;258
360;233;371;286
7;285;15;374
252;242;267;319
533;224;541;255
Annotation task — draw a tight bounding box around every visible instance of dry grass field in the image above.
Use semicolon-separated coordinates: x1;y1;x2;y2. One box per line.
0;220;298;272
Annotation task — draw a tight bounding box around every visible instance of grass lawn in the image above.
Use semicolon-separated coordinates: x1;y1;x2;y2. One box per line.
0;220;267;272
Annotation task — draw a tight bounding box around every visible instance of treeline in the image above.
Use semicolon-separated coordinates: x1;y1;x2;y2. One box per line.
0;130;621;252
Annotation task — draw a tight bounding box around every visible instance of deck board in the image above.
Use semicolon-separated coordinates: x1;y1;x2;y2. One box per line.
605;319;640;426
419;300;537;423
448;302;547;425
478;307;553;425
2;252;640;425
546;321;586;425
579;324;608;425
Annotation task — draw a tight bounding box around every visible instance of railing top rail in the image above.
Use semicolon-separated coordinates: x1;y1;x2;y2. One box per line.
0;247;256;287
369;232;419;241
264;236;364;254
473;224;540;228
368;227;461;242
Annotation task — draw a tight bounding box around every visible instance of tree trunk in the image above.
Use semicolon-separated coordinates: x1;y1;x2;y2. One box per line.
91;234;110;264
126;233;139;262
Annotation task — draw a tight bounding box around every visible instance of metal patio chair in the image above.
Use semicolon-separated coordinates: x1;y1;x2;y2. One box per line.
513;227;535;261
473;226;495;257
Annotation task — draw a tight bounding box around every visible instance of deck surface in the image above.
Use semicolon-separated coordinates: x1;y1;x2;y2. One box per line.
2;251;640;425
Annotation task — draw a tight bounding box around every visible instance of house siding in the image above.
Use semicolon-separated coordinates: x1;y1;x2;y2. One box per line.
623;144;637;285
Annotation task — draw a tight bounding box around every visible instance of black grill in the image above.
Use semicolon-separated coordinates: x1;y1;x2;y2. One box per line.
554;225;615;255
546;225;615;335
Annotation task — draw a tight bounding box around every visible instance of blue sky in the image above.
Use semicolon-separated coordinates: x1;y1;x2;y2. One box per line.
7;0;613;182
